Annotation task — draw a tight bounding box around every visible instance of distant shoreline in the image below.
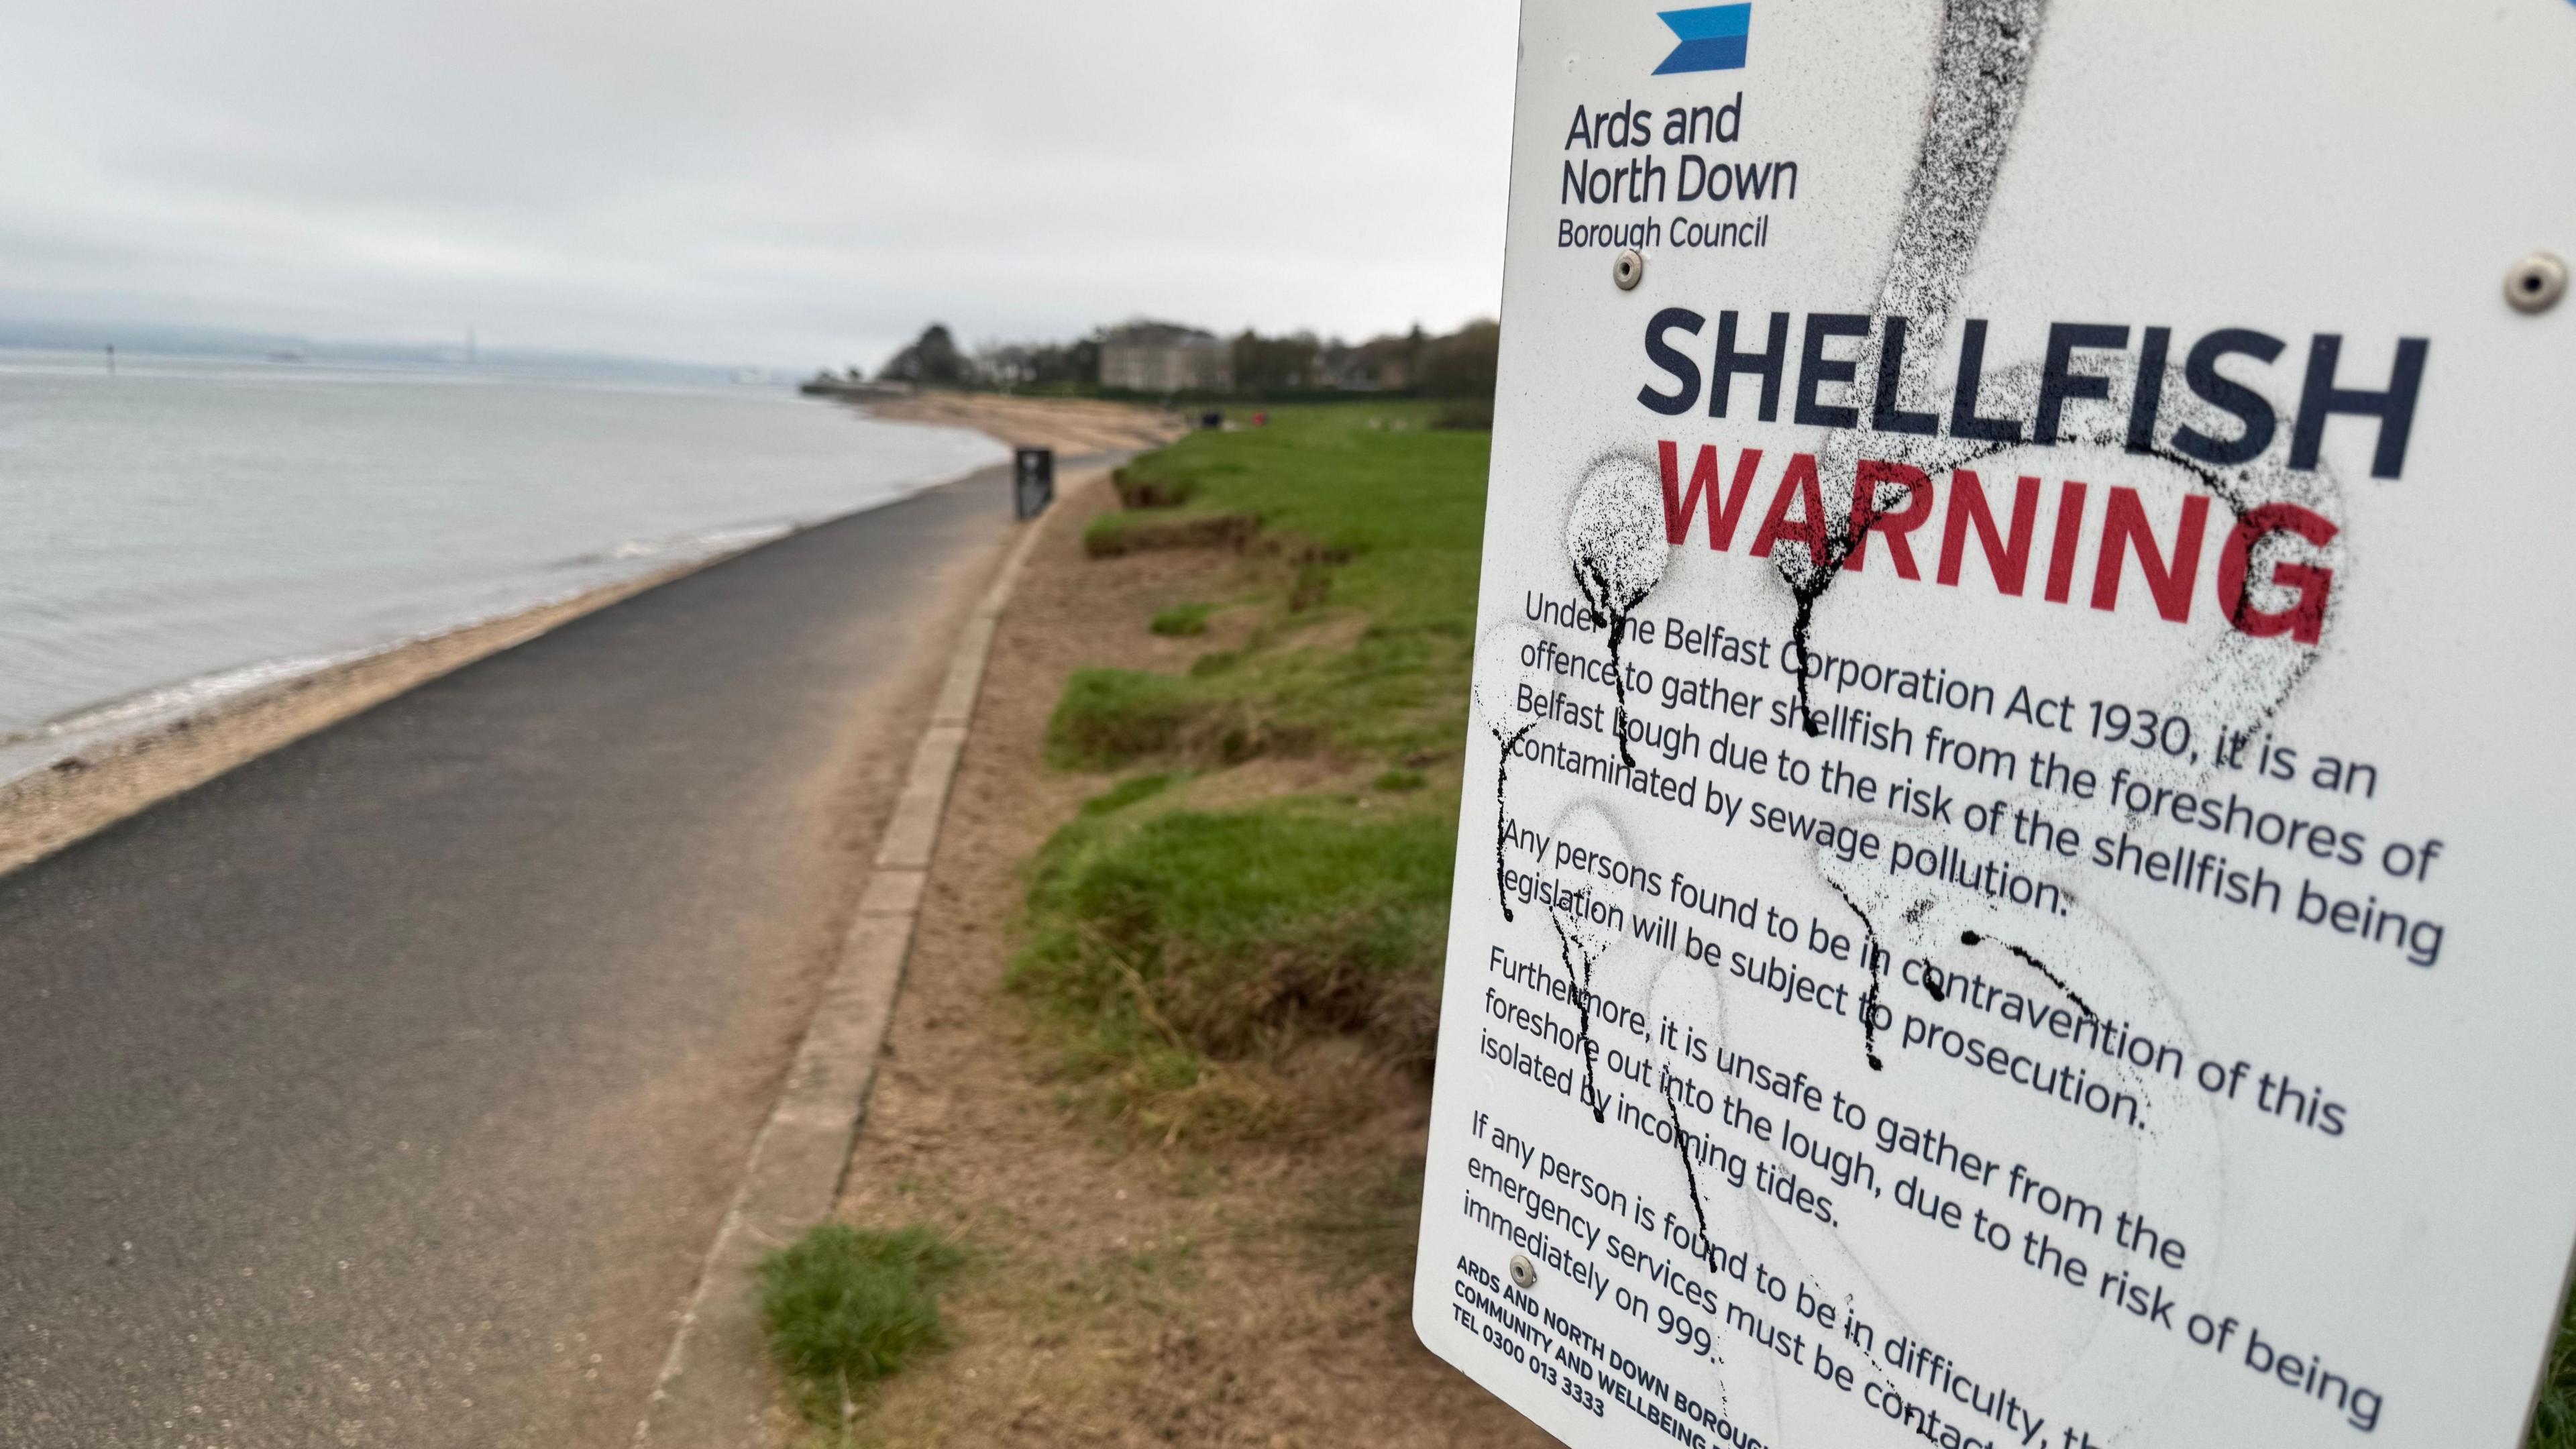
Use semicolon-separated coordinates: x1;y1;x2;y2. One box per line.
855;390;1183;454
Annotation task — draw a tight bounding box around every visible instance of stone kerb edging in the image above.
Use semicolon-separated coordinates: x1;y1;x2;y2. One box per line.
633;468;1094;1447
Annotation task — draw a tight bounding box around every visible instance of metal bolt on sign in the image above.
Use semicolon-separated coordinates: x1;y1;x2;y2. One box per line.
2507;252;2566;313
1509;1254;1538;1289
1613;249;1645;292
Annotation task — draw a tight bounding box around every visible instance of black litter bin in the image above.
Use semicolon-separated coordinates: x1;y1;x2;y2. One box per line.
1013;447;1054;521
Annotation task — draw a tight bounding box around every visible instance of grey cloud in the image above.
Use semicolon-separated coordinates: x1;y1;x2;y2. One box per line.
0;0;1515;367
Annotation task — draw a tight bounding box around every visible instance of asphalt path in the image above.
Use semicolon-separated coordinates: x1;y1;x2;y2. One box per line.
0;465;1016;1448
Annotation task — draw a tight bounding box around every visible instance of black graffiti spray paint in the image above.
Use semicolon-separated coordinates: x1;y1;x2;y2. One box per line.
1761;0;2057;1069
1961;930;2094;1018
1493;722;1535;922
1775;0;2050;739
1477;623;1549;924
1665;1075;1722;1275
1565;455;1671;769
1552;908;1607;1124
1756;0;2342;1075
1830;877;1942;1071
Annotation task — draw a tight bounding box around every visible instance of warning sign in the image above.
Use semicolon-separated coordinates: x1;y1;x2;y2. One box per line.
1413;3;2576;1446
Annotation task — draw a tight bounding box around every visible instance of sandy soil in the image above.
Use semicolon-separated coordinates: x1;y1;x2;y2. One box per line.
0;394;1178;883
864;392;1187;455
822;476;1554;1448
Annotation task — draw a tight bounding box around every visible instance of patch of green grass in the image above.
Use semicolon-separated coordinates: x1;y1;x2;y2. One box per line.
1432;398;1495;431
1081;511;1126;558
1081;772;1179;816
758;1223;967;1432
1046;669;1193;770
1010;796;1454;1136
1083;509;1258;558
1112;466;1201;509
1045;665;1322;771
1148;602;1214;637
1113;405;1483;624
1089;405;1487;766
1020;405;1485;1138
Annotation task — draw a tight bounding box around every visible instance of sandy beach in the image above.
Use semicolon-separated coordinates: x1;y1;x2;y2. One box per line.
0;393;1180;880
863;390;1184;455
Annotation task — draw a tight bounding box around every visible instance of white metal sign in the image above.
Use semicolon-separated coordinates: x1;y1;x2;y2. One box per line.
1414;3;2576;1446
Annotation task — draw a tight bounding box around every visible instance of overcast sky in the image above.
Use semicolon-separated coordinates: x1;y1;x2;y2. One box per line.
0;1;1517;370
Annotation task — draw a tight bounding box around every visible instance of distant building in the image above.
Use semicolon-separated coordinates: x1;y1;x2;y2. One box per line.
1320;331;1422;392
971;343;1038;388
1100;321;1232;393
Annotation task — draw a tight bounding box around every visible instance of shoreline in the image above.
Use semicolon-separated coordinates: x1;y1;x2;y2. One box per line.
0;395;1180;880
0;548;733;879
0;435;1061;1447
856;390;1182;454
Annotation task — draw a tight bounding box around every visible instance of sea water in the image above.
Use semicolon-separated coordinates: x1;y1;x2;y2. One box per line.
0;352;1007;778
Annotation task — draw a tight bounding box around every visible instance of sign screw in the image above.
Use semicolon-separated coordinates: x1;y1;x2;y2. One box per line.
2506;252;2565;314
1510;1254;1538;1289
1613;249;1646;292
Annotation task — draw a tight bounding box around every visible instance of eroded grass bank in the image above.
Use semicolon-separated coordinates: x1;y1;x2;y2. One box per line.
786;404;1544;1447
1015;405;1483;1142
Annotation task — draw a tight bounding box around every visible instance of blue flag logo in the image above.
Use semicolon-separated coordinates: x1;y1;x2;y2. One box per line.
1655;4;1751;74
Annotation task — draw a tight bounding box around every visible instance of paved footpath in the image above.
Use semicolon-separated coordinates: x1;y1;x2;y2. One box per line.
0;466;1015;1448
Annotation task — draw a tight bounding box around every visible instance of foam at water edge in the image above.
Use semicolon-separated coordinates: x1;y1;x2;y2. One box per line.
18;653;356;743
0;445;996;794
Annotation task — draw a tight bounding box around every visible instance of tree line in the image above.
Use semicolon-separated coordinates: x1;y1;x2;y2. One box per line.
847;319;1499;401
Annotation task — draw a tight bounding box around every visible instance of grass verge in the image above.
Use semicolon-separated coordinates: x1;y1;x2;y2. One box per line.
759;1223;967;1436
1055;406;1485;773
1013;403;1484;1148
813;399;1554;1448
1012;796;1454;1139
1148;602;1214;637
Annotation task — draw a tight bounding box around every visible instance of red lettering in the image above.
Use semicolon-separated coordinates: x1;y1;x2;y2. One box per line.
1937;470;2039;595
1749;453;1831;570
1636;449;2297;645
1844;461;1933;578
2092;486;2212;623
1658;441;1763;549
2044;480;2090;604
2217;503;2337;645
